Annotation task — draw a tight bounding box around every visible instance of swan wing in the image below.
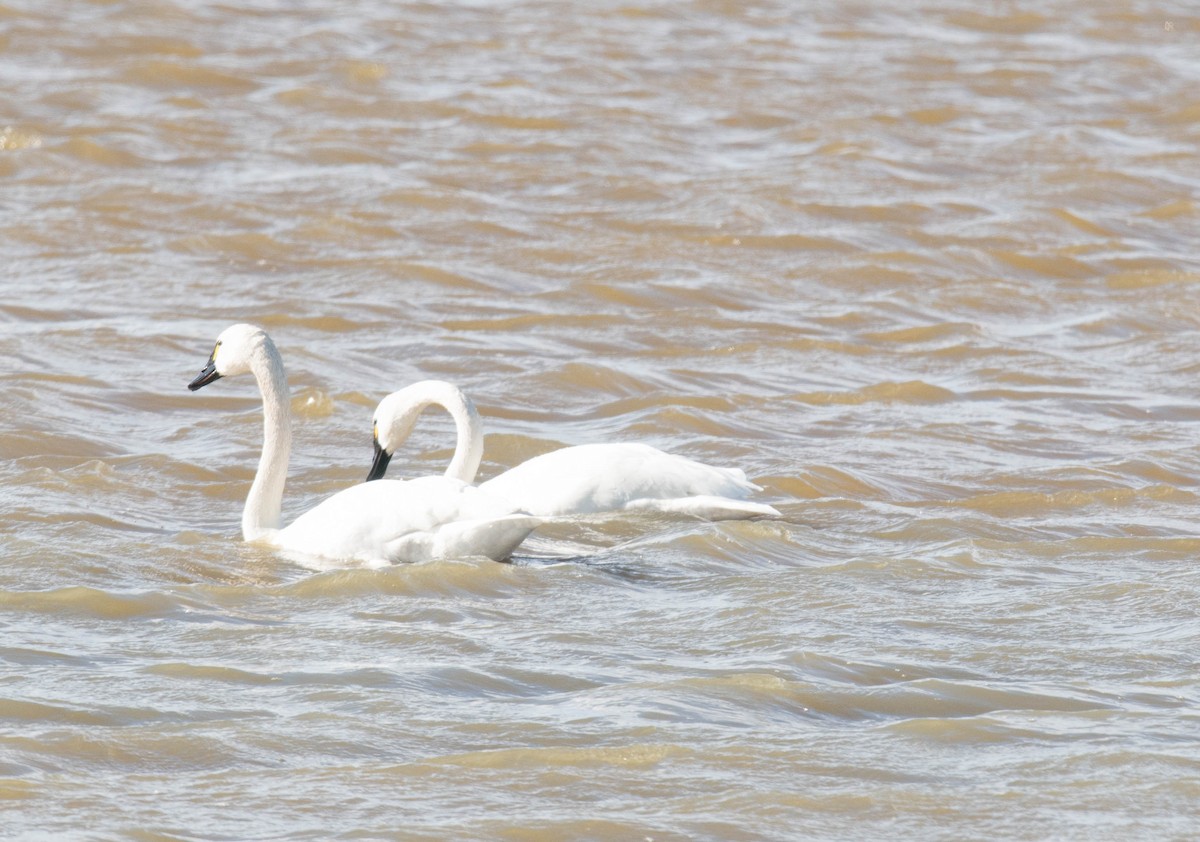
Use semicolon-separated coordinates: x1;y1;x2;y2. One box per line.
275;477;539;566
479;442;774;518
384;513;542;563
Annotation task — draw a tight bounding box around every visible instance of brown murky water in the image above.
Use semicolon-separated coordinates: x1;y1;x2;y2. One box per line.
3;1;1200;839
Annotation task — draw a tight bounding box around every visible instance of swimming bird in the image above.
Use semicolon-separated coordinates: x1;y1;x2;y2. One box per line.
365;380;781;519
186;325;539;566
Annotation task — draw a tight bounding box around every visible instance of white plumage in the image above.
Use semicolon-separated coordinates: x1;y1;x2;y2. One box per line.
187;325;538;566
367;381;780;520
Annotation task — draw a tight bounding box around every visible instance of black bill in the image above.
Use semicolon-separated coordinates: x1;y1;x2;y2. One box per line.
187;355;222;391
366;438;392;482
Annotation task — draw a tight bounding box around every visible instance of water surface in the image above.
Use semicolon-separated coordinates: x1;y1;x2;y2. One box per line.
2;1;1200;839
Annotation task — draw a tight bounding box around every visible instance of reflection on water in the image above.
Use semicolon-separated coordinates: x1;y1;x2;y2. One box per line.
2;1;1200;839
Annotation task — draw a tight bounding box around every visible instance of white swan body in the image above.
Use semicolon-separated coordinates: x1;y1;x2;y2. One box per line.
367;381;780;520
278;477;538;565
479;442;778;518
187;325;538;565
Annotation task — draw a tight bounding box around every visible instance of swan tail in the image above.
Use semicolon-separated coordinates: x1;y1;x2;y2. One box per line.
717;466;760;492
622;495;781;520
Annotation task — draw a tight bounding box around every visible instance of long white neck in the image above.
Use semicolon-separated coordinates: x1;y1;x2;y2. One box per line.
383;381;484;483
444;385;484;482
243;336;291;539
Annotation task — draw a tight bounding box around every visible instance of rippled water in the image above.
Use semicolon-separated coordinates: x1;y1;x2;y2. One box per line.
3;1;1200;839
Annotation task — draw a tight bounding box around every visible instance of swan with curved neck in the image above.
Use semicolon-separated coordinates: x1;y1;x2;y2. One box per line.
369;380;484;485
187;325;539;566
366;380;781;519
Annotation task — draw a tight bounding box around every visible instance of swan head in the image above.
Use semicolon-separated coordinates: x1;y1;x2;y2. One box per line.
365;389;421;482
364;380;484;484
187;323;272;391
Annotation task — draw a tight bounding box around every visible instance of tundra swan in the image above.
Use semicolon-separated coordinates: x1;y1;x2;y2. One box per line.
186;325;539;565
365;380;780;519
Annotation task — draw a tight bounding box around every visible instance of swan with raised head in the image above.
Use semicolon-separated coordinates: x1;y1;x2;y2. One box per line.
365;380;781;519
186;325;539;566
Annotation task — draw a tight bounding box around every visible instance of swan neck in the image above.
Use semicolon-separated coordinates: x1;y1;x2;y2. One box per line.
445;389;484;483
384;381;484;483
243;337;291;539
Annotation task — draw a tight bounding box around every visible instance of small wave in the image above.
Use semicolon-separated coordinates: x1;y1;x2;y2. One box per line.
426;742;685;770
0;430;121;462
0;586;188;621
597;393;742;419
261;314;363;333
59;137;145;167
422;664;604;700
865;322;982;345
1106;459;1196;487
616;673;828;727
144;662;399;689
965;386;1106;403
169;231;293;264
991;250;1095;280
7;507;168;536
0;778;37;799
459;219;534;241
788;651;982;687
532;361;659;400
906;106;966;125
468;113;570;131
800;201;936;224
791;380;956;406
853;678;1109;720
883;715;1047;742
1138;199;1195;220
948;485;1192;518
120;60;258;93
0;304;103;323
382;261;497;293
1052;208;1115;236
1002;535;1200;562
760;475;827;500
0;698;151;728
65;34;201;61
0;646;95;668
724;233;856;253
441;312;626;333
789;465;889;499
6;729;255;774
272;558;525;600
945;10;1048;34
297;144;396;167
1106;269;1200;290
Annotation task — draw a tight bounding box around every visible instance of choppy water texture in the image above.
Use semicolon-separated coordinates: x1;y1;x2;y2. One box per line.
2;1;1200;839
